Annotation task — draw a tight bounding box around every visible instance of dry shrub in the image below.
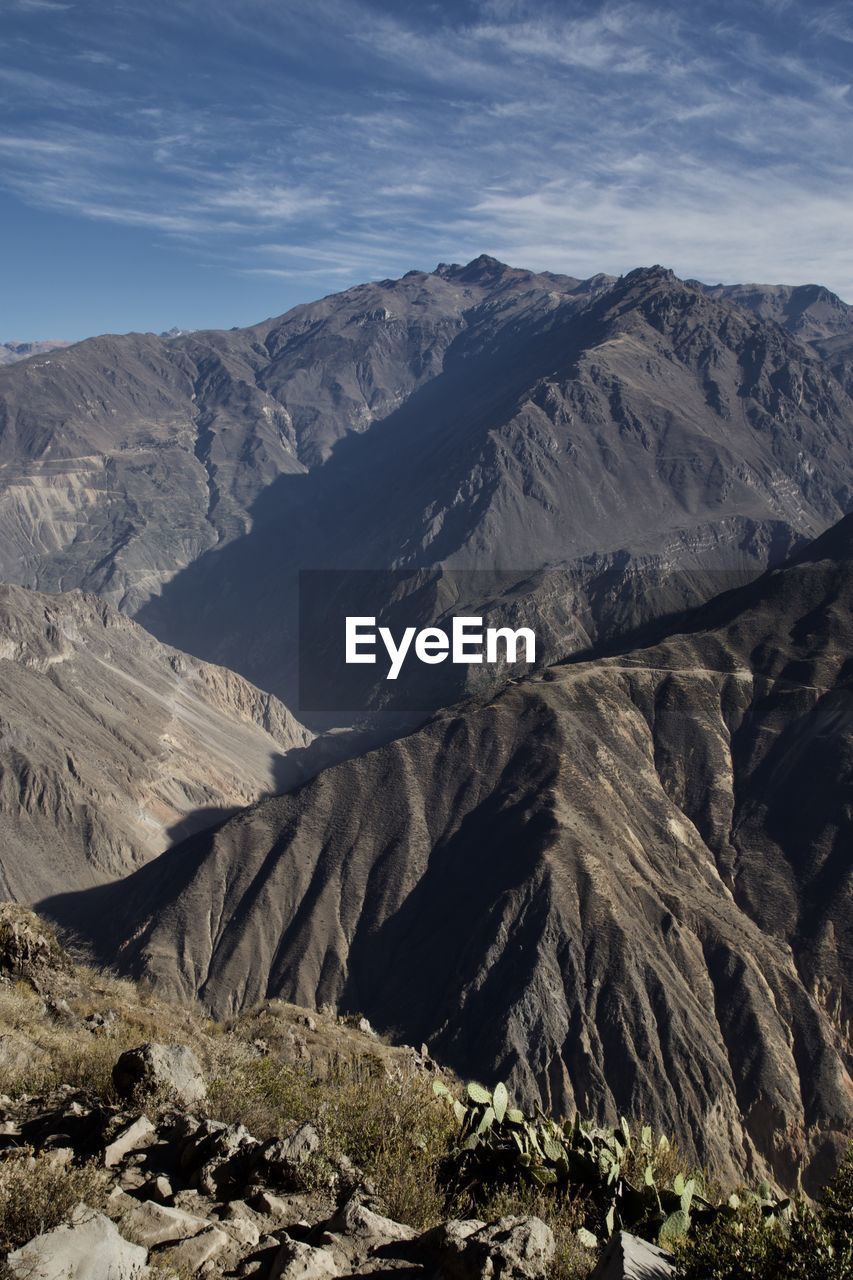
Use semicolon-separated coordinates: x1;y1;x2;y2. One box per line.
207;1049;325;1135
0;905;68;983
321;1071;455;1228
0;1008;166;1101
0;1148;108;1255
208;1052;456;1228
0;958;219;1103
619;1121;711;1198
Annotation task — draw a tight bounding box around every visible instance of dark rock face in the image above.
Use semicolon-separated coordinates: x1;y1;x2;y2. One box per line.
2;262;853;722
55;519;853;1190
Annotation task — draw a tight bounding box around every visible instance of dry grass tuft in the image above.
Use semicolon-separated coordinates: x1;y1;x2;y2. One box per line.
0;1148;108;1255
208;1052;456;1228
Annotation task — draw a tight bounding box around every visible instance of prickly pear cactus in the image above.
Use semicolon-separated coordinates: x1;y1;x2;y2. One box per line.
433;1078;790;1251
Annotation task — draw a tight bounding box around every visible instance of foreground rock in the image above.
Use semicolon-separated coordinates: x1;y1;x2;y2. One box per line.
7;1206;147;1279
108;1194;213;1247
112;1042;208;1108
103;1115;156;1168
590;1230;674;1280
269;1237;340;1280
0;1058;556;1280
422;1216;556;1280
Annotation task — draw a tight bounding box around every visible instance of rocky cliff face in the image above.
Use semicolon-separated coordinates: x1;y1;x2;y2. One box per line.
2;262;852;724
51;518;853;1191
0;584;313;901
0;262;597;615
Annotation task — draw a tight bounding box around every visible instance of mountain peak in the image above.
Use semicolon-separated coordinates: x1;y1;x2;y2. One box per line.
434;254;511;283
622;264;679;287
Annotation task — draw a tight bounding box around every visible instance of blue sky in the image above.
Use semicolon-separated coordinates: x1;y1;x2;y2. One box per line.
2;0;852;341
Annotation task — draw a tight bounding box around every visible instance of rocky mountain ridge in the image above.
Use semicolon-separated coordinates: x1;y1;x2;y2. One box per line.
698;281;853;356
135;262;853;718
2;260;853;724
0;339;69;367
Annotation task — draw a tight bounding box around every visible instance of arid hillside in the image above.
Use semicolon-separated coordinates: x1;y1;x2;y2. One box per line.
0;584;313;901
44;518;853;1192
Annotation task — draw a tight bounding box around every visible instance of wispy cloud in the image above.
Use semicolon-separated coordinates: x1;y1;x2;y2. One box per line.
0;134;78;153
807;5;853;43
468;6;661;73
460;169;853;289
75;49;130;70
2;0;852;312
0;65;101;106
6;0;71;11
201;182;332;221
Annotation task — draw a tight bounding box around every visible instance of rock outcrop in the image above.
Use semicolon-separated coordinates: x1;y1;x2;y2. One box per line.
0;1073;552;1280
6;1206;148;1280
589;1231;674;1280
112;1043;208;1109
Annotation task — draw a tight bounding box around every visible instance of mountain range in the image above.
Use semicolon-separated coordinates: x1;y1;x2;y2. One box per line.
3;260;853;724
0;339;69;367
1;257;851;1194
42;513;853;1193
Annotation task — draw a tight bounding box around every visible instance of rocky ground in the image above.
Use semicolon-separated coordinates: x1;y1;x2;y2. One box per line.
0;904;605;1280
2;906;850;1279
0;1084;565;1280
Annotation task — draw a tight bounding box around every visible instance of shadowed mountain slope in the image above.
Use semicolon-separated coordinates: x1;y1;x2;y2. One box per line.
45;518;853;1192
0;260;599;613
0;583;313;902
